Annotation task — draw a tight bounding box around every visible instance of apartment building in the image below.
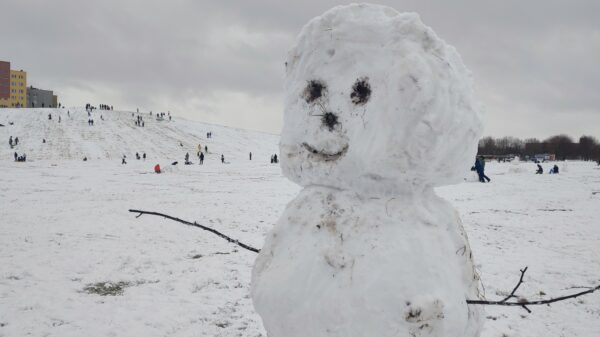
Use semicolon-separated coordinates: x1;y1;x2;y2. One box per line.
27;86;57;108
0;61;27;108
10;69;27;107
0;61;10;107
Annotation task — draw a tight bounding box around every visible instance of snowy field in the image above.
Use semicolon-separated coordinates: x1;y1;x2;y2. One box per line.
1;109;600;336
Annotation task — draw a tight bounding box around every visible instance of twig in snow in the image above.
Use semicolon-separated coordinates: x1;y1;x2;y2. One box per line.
128;209;260;253
500;267;528;303
466;267;600;313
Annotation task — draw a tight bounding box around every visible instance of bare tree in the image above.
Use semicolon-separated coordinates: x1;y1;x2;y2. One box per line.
544;134;575;160
578;135;598;161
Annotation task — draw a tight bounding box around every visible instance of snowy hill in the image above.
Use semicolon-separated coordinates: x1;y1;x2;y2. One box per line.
0;108;278;163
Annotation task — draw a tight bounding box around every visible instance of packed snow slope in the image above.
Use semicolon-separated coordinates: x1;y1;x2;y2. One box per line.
0;108;278;162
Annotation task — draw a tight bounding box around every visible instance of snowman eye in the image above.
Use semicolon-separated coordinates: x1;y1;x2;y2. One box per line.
350;78;371;105
303;80;326;103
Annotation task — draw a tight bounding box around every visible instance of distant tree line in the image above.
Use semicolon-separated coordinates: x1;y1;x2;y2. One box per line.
478;135;600;161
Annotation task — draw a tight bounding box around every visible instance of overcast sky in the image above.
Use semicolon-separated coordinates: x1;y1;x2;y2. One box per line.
2;0;599;140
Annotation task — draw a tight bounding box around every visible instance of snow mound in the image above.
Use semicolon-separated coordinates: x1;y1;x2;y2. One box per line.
508;163;528;174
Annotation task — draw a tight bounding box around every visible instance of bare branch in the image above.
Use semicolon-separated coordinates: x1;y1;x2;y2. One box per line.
467;267;600;313
500;266;528;303
129;209;260;253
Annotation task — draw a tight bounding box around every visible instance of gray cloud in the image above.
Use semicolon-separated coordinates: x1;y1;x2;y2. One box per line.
1;0;599;138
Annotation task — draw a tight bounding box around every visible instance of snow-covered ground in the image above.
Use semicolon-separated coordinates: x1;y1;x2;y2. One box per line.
1;109;599;336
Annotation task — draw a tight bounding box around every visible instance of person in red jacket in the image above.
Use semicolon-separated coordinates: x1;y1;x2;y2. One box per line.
154;164;161;173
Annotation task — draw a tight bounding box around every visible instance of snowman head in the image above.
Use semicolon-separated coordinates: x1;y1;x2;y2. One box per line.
280;4;482;196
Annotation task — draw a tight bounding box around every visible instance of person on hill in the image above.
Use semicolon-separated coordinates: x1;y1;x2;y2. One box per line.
221;154;225;164
199;152;204;165
58;116;61;123
142;121;144;127
143;153;146;160
273;154;278;164
83;157;88;161
205;145;208;153
270;155;274;164
9;136;13;147
43;139;46;143
136;152;140;160
122;155;127;165
249;152;252;160
179;141;183;147
14;152;17;161
474;156;489;182
536;164;543;174
48;113;52;120
154;164;161;173
479;156;489;182
474;158;483;181
185;152;190;164
68;110;70;117
552;165;559;174
15;137;18;145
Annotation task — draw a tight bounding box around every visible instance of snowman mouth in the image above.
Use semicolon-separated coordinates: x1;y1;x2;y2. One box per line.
302;142;349;161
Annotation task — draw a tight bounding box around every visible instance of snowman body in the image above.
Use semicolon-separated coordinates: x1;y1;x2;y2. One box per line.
252;4;484;337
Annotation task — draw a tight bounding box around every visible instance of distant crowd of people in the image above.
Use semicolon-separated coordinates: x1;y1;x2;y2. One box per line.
473;156;563;183
537;164;559;174
154;112;171;121
135;115;145;127
14;152;26;162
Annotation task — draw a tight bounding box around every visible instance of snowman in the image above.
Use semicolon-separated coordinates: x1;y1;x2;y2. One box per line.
252;4;484;337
